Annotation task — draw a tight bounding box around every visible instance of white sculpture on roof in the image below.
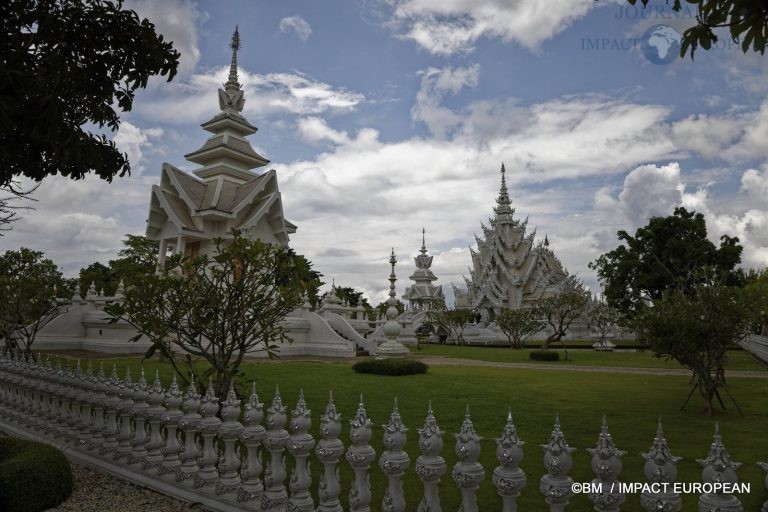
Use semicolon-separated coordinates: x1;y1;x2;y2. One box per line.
146;26;296;267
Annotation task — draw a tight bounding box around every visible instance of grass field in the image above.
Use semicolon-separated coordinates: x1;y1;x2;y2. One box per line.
74;356;768;512
411;343;767;371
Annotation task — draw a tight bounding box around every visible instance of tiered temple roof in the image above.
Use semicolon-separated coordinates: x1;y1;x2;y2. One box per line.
402;229;444;309
462;164;566;318
146;28;295;262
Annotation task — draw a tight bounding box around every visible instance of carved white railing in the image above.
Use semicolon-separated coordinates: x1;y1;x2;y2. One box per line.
0;352;765;512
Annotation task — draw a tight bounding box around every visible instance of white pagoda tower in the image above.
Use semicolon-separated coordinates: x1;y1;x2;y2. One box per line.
459;163;567;321
402;229;444;310
146;27;296;266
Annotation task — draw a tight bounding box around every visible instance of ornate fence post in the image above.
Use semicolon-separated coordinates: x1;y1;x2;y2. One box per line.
640;419;681;512
415;402;446;512
129;368;150;465
177;379;202;484
379;398;409;512
540;414;576;512
757;461;768;512
116;368;135;461
288;390;316;511
316;391;344;512
160;375;184;475
493;409;526;512
145;370;167;470
77;363;95;445
88;363;107;450
55;360;72;440
101;365;121;455
697;423;743;512
66;361;83;442
347;395;376;512
239;382;265;505
263;386;290;511
452;405;485;512
587;416;625;512
195;378;222;488
217;383;243;496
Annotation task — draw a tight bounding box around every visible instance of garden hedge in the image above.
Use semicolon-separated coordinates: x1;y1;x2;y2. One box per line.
529;349;560;361
0;437;73;512
352;358;428;376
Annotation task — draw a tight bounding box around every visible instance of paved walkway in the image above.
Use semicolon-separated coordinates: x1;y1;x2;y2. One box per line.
417;356;768;379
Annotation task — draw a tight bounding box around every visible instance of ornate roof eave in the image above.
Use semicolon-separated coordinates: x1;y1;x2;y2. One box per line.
150;185;203;233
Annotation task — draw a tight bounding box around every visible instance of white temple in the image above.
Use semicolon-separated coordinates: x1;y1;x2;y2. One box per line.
401;229;444;310
146;27;296;266
455;163;567;322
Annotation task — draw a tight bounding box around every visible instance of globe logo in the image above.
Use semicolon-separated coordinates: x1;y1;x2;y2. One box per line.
641;24;682;65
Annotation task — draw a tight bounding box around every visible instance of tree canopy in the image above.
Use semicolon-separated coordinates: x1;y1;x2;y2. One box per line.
589;207;742;318
0;0;180;187
625;0;768;59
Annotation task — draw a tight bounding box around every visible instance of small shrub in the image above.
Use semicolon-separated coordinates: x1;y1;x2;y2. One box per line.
529;350;560;362
353;358;428;376
0;437;73;512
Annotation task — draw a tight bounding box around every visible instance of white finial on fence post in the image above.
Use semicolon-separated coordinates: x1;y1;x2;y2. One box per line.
238;381;266;504
262;386;289;511
115;367;135;460
145;369;167;470
640;418;682;511
540;414;576;512
347;395;376;512
697;423;743;512
587;415;625;511
316;390;344;512
287;390;315;511
379;397;409;512
159;374;183;474
194;378;222;488
217;382;243;496
176;379;202;484
452;403;485;512
416;401;446;511
493;408;526;511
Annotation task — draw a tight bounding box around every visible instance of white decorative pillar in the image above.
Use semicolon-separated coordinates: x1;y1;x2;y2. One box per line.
346;395;376;512
176;379;202;483
88;363;107;450
697;423;743;512
587;416;625;511
160;375;184;475
539;415;576;512
287;390;316;511
379;398;409;512
129;368;150;465
415;402;446;512
194;378;222;488
238;382;266;505
640;419;681;511
493;409;526;512
145;370;167;470
316;391;344;512
377;248;409;357
116;368;135;460
100;364;121;455
452;405;485;512
263;387;289;511
216;383;243;496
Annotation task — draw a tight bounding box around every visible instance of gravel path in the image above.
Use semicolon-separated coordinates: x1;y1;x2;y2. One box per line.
46;463;201;512
418;356;768;378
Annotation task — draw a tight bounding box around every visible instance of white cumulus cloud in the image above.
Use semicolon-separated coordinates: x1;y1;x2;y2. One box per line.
278;16;312;42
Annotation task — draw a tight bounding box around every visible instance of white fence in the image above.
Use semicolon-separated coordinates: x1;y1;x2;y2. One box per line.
0;352;765;512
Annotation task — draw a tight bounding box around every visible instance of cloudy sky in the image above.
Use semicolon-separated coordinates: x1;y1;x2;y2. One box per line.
3;0;768;305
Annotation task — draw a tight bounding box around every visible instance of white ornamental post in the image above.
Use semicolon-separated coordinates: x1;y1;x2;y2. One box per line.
379;398;409;512
262;386;290;511
176;379;202;484
697;423;743;512
539;415;576;512
587;416;625;512
316;391;344;512
640;419;681;511
194;378;222;488
101;365;121;456
216;383;243;496
116;368;135;461
287;390;316;512
238;382;266;505
415;402;447;512
145;370;167;470
129;368;150;465
88;363;107;450
160;375;184;475
493;409;527;512
452;405;485;512
347;395;376;512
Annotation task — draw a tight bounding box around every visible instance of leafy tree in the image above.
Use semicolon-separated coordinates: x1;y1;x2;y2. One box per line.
439;308;475;345
632;273;753;415
496;308;543;349
624;0;768;59
0;248;64;353
321;286;369;309
534;274;589;350
106;232;306;399
0;182;36;236
276;249;323;308
590;207;742;318
745;269;768;335
0;0;180;187
586;300;625;348
78;261;115;297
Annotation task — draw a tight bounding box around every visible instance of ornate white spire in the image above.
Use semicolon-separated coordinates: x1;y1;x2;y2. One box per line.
225;26;241;94
493;162;515;220
217;26;246;114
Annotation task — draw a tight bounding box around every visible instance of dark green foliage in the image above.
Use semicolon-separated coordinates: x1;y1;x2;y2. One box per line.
0;0;180;186
529;350;560;361
626;0;768;59
0;437;73;512
590;207;742;318
352;358;429;376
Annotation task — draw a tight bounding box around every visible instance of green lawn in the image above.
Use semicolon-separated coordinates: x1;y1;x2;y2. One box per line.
412;344;767;371
72;357;768;512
